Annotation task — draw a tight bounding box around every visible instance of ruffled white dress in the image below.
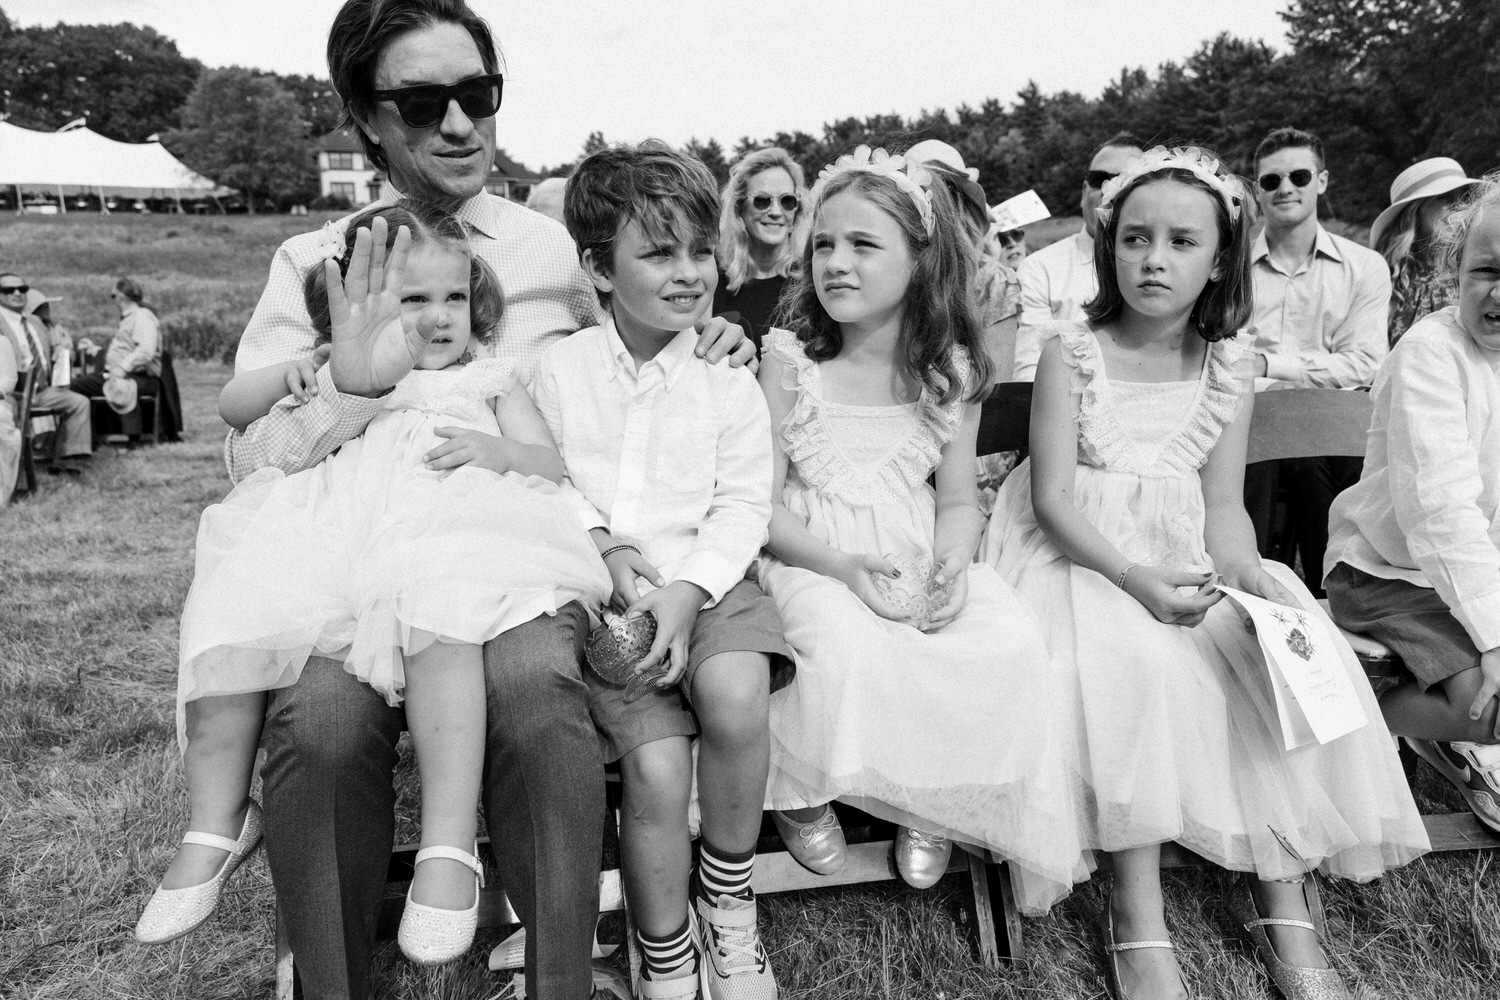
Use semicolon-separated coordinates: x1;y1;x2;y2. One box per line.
178;359;610;722
984;323;1428;880
759;330;1084;913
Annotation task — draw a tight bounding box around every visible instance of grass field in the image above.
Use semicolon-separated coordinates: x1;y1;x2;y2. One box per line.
3;215;1497;1000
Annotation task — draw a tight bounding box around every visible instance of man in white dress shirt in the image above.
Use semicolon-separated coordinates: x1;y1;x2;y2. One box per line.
0;274;91;472
1012;132;1143;381
225;3;750;998
1242;127;1390;596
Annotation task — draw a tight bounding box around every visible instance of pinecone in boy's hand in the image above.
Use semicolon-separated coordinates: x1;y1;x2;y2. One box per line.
585;612;659;684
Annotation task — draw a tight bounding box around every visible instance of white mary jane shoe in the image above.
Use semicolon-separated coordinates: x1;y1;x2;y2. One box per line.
135;800;265;945
397;844;485;965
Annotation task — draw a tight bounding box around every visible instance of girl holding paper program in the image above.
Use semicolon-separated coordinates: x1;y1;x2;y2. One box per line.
984;147;1426;1000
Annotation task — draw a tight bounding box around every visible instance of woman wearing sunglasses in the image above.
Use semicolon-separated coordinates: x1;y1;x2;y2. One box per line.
713;147;810;352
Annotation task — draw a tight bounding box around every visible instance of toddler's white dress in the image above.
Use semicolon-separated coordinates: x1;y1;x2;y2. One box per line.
759;330;1083;914
983;323;1428;880
177;358;610;721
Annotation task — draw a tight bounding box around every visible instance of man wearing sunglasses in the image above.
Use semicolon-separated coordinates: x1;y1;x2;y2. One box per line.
0;274;92;473
1014;132;1143;381
222;3;751;999
1243;127;1391;597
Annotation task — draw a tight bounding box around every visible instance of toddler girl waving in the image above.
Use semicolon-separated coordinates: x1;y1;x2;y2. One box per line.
984;147;1426;1000
757;146;1081;911
134;204;609;965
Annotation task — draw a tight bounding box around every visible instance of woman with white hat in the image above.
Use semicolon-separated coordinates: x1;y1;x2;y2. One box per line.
1372;157;1482;344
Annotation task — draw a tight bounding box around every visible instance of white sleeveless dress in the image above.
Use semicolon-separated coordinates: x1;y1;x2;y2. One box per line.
177;358;610;724
984;323;1428;880
759;330;1085;914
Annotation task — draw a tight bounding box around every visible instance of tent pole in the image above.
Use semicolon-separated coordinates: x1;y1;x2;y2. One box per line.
99;186;109;214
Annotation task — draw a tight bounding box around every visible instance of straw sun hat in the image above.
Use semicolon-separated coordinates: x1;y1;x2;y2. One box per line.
1369;157;1481;248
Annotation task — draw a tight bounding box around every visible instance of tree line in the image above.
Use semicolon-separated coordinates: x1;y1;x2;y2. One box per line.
1;1;1495;221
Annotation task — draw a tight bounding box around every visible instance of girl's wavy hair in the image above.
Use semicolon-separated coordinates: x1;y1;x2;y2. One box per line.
302;202;504;346
1084;160;1252;342
779;165;991;405
716;147;809;294
1432;169;1500;294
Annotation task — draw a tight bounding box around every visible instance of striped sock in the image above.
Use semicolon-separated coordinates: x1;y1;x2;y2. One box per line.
638;916;695;981
697;839;756;902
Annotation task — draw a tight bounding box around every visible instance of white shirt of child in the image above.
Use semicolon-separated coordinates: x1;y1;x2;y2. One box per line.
531;318;772;607
1325;307;1500;650
1015;230;1095;382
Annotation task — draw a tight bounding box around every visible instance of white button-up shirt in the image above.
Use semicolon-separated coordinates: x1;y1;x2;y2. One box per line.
1014;230;1095;382
531;319;772;606
224;183;602;483
1326;307;1500;651
1248;226;1390;389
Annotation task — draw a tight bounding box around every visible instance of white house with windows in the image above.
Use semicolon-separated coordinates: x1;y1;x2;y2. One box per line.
316;129;539;206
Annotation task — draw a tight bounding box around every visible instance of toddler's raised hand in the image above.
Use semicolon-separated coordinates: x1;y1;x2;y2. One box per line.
324;218;430;396
284;344;331;403
1121;564;1222;628
835;552;907;623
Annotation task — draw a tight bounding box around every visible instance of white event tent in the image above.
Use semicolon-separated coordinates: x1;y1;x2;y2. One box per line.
0;120;232;211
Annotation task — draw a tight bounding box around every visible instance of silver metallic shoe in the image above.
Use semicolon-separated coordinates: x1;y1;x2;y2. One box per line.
894;827;951;889
1232;876;1350;1000
771;805;847;875
135;800;264;945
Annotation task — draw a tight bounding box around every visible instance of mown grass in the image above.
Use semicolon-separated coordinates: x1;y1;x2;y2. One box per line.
3;216;1495;1000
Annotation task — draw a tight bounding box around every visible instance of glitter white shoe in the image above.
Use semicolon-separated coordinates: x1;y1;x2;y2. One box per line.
397;844;484;965
134;800;264;945
894;827;951;889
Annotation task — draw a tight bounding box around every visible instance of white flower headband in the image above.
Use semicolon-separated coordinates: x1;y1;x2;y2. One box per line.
809;144;935;236
1096;145;1243;228
316;219;349;262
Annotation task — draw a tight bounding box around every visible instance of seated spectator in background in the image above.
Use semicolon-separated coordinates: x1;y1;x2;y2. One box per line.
71;277;167;441
0;309;21;500
990;227;1027;270
523;176;567;223
1326;172;1500;834
1372;157;1481;346
713;146;808;351
0;274;91;473
1014;132;1143;380
1242;127;1391;596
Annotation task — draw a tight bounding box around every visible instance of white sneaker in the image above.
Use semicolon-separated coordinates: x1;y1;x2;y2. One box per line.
1406;738;1500;833
692;892;776;1000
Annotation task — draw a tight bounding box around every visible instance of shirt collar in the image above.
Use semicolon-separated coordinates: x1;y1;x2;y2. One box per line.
599;315;699;389
1253;224;1341;266
1074;231;1095;262
378;180;500;240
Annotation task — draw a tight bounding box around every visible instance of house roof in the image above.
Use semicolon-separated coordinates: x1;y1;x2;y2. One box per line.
315;130;536;183
318;129;364;153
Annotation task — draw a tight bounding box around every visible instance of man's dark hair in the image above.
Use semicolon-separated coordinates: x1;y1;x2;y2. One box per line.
327;0;501;172
1254;127;1325;171
563;140;720;306
1095;132;1146;157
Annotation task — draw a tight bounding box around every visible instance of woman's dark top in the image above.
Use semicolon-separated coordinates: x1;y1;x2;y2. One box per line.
713;272;789;354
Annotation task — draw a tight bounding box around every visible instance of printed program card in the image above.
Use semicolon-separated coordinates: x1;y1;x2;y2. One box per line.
1217;586;1368;750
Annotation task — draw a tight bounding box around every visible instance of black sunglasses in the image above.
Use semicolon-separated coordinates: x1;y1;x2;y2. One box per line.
1085;170;1118;190
371;73;504;129
0;284;28;294
1257;169;1315;192
748;193;800;213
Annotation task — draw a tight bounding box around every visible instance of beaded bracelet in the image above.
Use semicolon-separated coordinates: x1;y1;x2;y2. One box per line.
601;544;640;560
1116;563;1139;589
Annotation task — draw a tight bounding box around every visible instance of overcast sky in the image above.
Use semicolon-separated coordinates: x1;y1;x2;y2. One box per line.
3;1;1292;169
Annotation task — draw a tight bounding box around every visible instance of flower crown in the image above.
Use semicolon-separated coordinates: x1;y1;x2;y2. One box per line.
316;219;349;262
809;145;935;236
1096;145;1243;228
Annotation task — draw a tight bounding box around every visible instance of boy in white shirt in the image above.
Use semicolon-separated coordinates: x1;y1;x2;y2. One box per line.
532;140;784;1000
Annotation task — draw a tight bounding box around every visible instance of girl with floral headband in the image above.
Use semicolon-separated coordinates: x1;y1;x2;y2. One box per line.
133;203;609;966
754;146;1083;910
983;146;1426;1000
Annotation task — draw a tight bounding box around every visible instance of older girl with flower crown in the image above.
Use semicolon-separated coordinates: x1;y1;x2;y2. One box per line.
984;147;1427;1000
133;203;609;967
755;146;1082;911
